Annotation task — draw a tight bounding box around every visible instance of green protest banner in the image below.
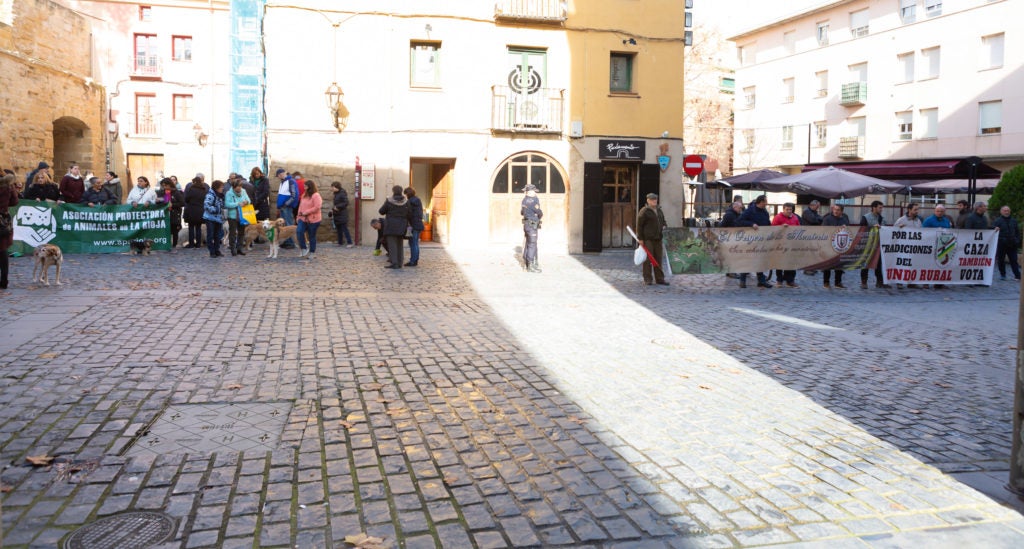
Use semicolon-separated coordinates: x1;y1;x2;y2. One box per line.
9;200;172;254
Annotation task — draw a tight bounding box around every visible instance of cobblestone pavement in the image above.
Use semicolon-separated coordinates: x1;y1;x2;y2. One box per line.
0;243;1022;548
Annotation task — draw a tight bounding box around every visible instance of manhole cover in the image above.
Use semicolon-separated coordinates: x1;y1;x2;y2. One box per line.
62;511;175;548
125;402;292;457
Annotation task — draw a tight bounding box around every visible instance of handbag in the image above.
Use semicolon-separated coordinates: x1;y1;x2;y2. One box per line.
239;204;256;226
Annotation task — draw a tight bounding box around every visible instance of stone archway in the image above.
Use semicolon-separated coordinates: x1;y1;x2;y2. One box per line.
52;116;94;174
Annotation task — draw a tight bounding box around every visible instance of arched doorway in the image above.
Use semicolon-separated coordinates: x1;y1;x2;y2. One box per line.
52;117;93;173
489;152;567;246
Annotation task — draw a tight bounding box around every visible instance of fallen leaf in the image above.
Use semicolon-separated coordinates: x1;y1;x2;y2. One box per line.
443;473;458;485
224;384;244;390
362;383;383;391
1010;346;1019;350
339;421;354;429
909;409;922;414
38;353;59;359
568;416;586;425
677;374;691;379
698;385;712;390
26;455;54;466
934;382;953;388
0;484;12;493
344;532;387;548
899;378;919;384
773;369;788;375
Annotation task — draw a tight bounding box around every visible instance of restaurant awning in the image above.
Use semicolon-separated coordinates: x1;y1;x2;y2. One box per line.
802;158;1001;181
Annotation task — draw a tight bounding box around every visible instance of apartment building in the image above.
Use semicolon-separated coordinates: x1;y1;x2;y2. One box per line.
67;1;232;192
262;0;686;252
728;0;1021;179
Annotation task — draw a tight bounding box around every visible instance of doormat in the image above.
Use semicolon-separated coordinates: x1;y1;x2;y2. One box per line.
123;401;292;457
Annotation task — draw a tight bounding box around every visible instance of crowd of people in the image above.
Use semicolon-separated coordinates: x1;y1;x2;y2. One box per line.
713;195;1021;289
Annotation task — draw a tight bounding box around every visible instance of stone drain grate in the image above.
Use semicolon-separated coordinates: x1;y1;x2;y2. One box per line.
124;401;293;457
62;511;176;549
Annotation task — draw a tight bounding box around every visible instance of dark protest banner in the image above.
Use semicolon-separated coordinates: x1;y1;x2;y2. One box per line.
664;226;879;274
879;227;996;285
9;200;172;254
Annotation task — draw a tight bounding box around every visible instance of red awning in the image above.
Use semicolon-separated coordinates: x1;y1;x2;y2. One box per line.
802;158;1001;180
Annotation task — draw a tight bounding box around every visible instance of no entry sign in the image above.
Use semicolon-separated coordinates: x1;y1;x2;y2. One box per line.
683;155;704;177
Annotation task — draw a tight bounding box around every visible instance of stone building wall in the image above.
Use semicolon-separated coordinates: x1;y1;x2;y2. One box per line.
0;0;105;177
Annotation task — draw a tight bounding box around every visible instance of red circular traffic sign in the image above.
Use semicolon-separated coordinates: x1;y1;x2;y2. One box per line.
683;155;704;177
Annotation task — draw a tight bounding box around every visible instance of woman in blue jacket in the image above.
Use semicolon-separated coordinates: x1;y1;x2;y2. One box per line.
203;180;226;258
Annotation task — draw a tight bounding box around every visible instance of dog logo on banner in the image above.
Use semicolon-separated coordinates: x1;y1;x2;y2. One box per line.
830;227;852;253
935;231;957;266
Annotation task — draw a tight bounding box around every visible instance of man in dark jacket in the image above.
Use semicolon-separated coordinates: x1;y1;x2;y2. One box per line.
331;181;352;247
736;195;772;288
962;201;990;229
636;192;668;285
404;187;425;267
720;200;743;280
802;199;823;226
993;206;1021;280
379;185;413;269
81;176;117;206
521;183;544;273
822;203;851;288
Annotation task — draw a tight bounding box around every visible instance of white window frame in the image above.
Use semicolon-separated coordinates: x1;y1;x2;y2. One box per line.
783;31;796;55
900;0;916;24
782;78;794;103
816;22;829;46
979;100;1001;135
781;126;793;150
742;129;755;152
743;86;756;109
410;41;442;88
850;9;869;38
814;121;827;148
921;46;940;80
897;52;914;84
895;111;913;141
925;0;942;17
919;108;938;139
981;33;1004;70
815;70;828;97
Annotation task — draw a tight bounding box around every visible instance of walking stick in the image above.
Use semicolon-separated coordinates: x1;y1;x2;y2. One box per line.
626;226;659;269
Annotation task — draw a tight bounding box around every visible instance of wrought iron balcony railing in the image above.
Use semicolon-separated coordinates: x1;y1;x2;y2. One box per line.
491;85;564;134
494;0;567;23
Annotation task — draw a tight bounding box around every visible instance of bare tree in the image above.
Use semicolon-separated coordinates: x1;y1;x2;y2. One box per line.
683;25;734;177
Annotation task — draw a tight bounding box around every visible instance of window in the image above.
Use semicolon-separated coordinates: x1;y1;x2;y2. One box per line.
899;0;916;24
781;126;793;150
919;108;938;138
135;94;156;135
738;44;754;66
849;62;867;82
133;34;158;74
782;78;794;103
410;41;441;87
172;36;192;62
719;76;735;94
850;116;866;137
979;100;1001;135
897;52;914;83
814;121;827;147
491;153;566;194
896;111;913;140
742;129;755;151
742;86;756;109
850;9;869;38
981;33;1004;69
921;47;940;79
816;22;829;46
815;70;828;97
173;94;193;120
139;5;152;22
925;0;942;17
783;31;796;55
609;53;634;93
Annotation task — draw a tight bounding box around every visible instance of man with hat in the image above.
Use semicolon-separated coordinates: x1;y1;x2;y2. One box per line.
636;192;669;285
521;182;543;273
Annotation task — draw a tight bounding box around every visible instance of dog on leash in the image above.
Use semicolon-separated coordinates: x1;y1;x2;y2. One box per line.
129;239;154;255
32;244;63;286
265;218;298;259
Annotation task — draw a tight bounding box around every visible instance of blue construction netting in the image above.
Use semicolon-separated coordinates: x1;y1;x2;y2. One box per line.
230;0;266;174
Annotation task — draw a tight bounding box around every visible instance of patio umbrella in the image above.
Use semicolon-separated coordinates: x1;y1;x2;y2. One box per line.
905;179;999;194
761;166;906;199
711;169;786;189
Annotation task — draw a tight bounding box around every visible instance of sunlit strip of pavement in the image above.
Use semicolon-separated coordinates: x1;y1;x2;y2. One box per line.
730;308;842;331
450;247;1024;547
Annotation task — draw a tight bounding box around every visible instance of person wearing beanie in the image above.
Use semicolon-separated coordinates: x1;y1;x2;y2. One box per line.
378;185;414;269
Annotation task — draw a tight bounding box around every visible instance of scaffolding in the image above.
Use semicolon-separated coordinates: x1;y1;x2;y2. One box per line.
230;0;266;173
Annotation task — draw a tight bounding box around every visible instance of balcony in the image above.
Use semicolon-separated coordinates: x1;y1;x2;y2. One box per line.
840;82;866;106
131;55;162;79
838;136;865;159
126;112;161;137
491;85;564;134
494;0;567;23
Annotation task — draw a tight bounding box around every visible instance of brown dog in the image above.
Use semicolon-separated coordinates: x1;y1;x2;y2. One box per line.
265;218;298;258
32;244;63;286
242;222;266;250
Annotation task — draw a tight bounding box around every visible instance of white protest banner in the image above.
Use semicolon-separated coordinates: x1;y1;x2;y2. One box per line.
880;227;997;285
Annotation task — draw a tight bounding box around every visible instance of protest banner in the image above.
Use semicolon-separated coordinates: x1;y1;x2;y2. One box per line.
664;226;878;274
879;227;996;285
8;200;172;254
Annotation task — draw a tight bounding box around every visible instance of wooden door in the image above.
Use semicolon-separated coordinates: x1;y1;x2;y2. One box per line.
126;153;164;196
429;162;452;244
602;164;636;248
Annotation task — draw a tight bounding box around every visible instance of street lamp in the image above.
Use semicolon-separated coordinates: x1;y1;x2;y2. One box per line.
324;82;349;132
